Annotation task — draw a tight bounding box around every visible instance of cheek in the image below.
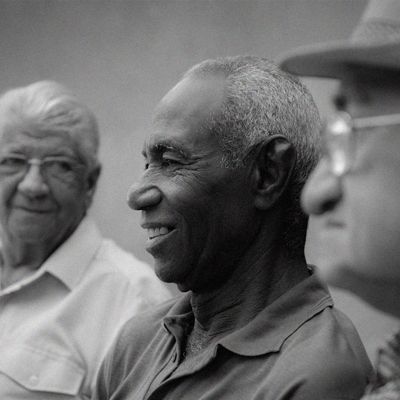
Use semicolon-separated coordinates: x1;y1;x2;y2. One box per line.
165;174;217;223
348;175;400;282
308;218;352;288
53;183;88;216
162;183;211;253
0;179;17;215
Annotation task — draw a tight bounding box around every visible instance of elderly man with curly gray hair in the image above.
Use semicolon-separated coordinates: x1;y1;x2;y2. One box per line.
93;56;372;400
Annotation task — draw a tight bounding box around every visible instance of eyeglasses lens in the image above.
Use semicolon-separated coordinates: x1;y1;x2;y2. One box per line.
324;114;354;176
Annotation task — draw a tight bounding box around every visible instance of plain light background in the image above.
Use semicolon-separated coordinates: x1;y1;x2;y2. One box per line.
1;0;398;360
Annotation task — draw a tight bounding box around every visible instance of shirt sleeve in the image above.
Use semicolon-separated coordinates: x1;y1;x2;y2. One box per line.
92;334;120;400
282;358;369;400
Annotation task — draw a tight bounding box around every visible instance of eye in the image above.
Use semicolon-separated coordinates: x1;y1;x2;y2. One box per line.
45;159;75;176
161;159;177;167
0;156;26;170
161;154;181;167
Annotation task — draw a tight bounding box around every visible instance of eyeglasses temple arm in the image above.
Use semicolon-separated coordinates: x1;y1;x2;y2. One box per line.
353;113;400;130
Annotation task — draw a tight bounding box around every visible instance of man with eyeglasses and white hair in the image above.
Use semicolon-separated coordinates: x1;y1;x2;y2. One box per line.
279;0;400;397
0;81;170;399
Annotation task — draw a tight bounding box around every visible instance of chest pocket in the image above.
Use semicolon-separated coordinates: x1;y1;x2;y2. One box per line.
0;343;86;396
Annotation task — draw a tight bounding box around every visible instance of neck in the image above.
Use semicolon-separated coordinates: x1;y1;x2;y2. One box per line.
189;243;309;339
339;271;400;320
0;236;56;288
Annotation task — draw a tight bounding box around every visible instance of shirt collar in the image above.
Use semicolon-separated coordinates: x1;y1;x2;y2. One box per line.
40;216;102;290
163;293;193;332
163;273;332;357
220;273;333;356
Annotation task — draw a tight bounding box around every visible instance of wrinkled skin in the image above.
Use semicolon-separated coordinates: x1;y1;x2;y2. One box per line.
128;75;260;293
302;76;400;316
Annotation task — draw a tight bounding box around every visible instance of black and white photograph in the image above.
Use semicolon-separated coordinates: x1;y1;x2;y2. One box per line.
1;1;400;399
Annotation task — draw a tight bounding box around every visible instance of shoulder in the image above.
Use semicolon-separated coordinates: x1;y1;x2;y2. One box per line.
98;296;179;379
88;238;171;305
95;238;156;279
269;306;372;399
281;305;371;374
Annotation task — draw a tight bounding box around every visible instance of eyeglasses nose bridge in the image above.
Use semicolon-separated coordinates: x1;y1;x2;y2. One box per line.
24;158;48;178
27;158;43;167
17;158;50;194
323;113;355;178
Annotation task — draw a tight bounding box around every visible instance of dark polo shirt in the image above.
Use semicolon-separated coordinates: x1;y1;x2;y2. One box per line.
94;274;372;400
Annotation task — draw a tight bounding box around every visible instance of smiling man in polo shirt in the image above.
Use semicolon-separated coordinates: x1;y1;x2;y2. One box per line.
94;56;371;400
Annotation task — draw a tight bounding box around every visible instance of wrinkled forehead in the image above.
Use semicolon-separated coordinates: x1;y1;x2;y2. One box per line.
148;75;226;148
0;117;94;162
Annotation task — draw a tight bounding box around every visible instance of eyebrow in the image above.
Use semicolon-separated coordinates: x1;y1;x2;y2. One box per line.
142;139;190;159
2;144;79;158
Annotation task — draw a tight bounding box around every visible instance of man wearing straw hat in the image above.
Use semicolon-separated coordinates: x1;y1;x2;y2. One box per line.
280;0;400;398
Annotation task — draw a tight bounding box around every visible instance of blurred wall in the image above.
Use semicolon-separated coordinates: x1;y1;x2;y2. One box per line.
0;0;398;359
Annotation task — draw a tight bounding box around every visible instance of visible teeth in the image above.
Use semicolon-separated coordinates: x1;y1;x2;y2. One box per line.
148;227;170;239
159;227;168;235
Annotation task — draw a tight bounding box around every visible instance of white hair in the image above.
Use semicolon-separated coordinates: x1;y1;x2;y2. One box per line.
0;80;100;169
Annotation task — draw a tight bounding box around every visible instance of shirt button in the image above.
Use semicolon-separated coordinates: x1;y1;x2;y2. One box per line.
29;374;39;385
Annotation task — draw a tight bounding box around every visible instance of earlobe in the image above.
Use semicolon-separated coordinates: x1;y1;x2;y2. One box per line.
252;136;295;210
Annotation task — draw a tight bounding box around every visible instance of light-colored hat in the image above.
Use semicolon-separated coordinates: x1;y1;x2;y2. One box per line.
279;0;400;78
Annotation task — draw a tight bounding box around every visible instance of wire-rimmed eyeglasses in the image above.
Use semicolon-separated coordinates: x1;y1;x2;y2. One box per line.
323;111;400;177
0;155;86;183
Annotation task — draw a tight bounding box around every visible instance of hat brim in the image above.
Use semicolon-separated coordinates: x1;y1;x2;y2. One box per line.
278;40;400;79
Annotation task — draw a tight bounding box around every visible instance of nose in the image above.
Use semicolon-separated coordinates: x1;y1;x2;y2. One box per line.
17;163;50;197
301;159;343;216
127;180;162;210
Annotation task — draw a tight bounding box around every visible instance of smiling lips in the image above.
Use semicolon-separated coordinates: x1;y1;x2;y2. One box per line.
14;204;55;214
147;226;173;240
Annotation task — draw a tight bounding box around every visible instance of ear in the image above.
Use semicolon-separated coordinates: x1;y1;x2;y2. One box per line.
252;135;295;210
85;164;101;208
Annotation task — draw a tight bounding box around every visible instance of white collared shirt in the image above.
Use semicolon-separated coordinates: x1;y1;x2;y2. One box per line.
0;217;171;399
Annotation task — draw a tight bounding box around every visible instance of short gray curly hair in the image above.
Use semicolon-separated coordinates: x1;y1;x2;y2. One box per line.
184;56;321;256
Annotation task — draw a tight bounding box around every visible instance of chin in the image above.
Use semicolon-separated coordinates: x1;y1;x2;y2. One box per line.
153;259;181;282
12;230;55;244
175;282;191;293
154;259;197;293
316;259;352;289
